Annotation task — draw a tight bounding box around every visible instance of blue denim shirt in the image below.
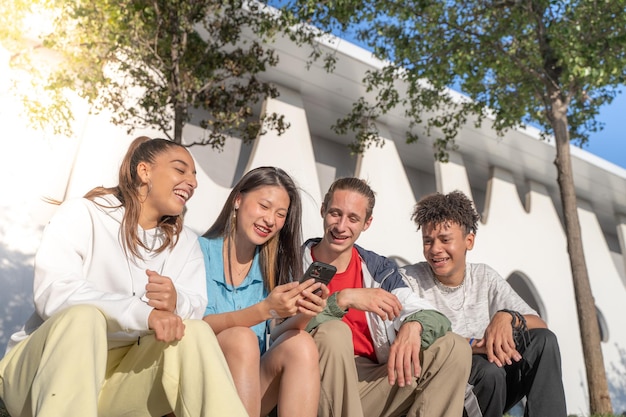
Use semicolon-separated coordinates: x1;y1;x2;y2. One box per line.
199;236;269;353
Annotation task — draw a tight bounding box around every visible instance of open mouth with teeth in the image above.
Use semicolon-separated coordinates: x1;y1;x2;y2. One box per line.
254;224;271;237
329;230;349;241
430;257;449;266
174;189;190;203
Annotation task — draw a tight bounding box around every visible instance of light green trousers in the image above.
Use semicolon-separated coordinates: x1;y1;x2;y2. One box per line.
0;305;247;417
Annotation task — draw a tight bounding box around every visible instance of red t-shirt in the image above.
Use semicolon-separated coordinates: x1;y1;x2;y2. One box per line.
315;247;377;362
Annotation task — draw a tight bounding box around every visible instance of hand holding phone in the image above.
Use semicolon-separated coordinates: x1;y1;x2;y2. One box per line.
300;261;337;286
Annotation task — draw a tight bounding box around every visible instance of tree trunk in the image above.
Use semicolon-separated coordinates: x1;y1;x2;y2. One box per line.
550;100;613;415
173;104;184;144
170;14;184;145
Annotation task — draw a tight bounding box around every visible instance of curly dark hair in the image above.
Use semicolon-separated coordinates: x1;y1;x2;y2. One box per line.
411;190;480;235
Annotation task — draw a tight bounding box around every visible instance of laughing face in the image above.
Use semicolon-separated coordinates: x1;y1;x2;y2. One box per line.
422;221;474;286
320;188;372;257
234;185;290;249
139;146;197;228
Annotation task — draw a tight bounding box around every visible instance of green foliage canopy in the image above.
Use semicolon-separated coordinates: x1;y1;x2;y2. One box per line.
282;0;626;159
2;0;293;146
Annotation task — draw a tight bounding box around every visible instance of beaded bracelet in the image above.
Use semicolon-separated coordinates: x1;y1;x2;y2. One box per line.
497;309;530;352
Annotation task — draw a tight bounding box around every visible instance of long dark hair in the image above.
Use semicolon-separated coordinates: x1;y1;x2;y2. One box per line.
84;136;188;258
203;166;303;290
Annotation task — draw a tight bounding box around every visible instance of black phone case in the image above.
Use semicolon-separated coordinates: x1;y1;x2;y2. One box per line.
300;261;337;285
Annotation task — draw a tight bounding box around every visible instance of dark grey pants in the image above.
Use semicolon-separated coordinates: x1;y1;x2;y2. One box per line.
463;328;567;417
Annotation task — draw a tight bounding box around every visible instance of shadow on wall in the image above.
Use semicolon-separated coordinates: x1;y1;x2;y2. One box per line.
0;197;44;354
0;239;35;354
609;344;626;414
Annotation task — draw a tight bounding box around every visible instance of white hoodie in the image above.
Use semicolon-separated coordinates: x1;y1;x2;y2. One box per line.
6;195;207;353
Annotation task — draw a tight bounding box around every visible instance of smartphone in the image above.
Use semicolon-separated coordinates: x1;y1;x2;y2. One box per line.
299;261;337;287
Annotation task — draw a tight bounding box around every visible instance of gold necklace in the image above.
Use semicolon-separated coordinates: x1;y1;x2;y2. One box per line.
224;236;253;287
231;259;252;279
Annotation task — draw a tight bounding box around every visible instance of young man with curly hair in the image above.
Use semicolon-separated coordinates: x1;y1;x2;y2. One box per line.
401;190;567;417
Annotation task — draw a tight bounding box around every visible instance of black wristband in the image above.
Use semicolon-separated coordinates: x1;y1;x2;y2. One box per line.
497;309;530;352
498;309;519;327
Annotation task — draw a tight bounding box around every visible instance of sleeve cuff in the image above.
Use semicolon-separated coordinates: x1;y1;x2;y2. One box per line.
327;292;348;317
403;309;451;349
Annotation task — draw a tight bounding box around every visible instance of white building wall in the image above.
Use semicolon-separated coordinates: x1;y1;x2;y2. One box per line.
355;125;420;262
619;215;626;284
2;53;626;416
241;85;324;242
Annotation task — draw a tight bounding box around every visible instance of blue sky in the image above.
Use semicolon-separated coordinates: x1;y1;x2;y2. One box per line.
583;92;626;169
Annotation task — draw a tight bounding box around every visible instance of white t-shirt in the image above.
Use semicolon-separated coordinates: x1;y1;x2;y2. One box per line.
400;262;536;338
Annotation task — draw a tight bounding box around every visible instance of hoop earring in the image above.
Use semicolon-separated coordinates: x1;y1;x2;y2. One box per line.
137;180;151;203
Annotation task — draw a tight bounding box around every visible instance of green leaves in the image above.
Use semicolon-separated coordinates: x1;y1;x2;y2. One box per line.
283;0;626;161
2;0;293;145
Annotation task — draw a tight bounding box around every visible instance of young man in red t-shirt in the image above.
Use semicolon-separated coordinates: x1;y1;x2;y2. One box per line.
303;177;471;417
